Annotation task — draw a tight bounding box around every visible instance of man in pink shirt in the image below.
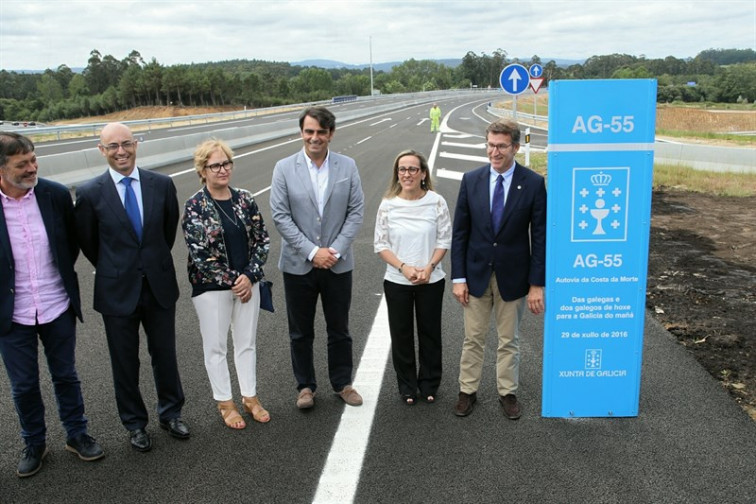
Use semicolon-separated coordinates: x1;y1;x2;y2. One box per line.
0;132;104;477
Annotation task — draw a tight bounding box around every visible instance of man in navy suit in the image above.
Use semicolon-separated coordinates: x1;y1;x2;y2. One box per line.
75;123;188;452
451;119;546;419
0;132;104;477
270;107;365;410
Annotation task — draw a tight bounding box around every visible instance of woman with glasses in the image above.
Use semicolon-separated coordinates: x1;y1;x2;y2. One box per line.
374;150;451;405
181;139;271;429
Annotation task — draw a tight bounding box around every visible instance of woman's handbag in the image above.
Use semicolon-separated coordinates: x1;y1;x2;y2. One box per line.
259;279;274;312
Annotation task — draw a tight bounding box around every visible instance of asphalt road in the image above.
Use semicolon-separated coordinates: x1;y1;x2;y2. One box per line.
1;97;754;503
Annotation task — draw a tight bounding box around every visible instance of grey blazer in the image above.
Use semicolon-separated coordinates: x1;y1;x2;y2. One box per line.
270;149;364;275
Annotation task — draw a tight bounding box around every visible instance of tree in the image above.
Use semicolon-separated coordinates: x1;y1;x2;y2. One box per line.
84;50;107;94
54;65;75;97
718;63;756;103
162;66;186;105
142;58;163;105
119;65;142;108
36;71;64;105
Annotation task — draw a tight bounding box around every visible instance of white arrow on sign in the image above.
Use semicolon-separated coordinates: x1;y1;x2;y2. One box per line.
530;77;545;94
508;68;523;93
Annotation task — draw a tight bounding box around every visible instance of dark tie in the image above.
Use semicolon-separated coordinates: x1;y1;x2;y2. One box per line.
491;174;504;232
121;177;142;241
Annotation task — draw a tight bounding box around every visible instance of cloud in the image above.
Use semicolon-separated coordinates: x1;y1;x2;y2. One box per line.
0;0;753;71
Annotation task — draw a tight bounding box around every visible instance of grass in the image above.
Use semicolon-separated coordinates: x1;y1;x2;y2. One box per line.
655;129;755;145
521;153;756;197
652;164;756;196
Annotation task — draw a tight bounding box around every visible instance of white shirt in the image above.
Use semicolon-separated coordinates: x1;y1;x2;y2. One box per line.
374;191;452;285
303;149;334;261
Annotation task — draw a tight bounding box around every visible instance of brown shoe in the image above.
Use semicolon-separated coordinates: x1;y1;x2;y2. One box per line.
454;392;477;417
499;394;522;420
296;388;315;409
338;385;363;406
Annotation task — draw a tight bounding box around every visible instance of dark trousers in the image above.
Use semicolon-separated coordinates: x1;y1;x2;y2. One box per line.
384;279;445;398
0;308;87;446
102;279;184;430
283;269;353;393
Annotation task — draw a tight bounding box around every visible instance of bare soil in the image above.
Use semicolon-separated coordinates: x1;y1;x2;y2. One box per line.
647;189;756;420
54;105;239;124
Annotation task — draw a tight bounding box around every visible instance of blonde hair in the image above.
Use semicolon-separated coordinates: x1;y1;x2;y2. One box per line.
384;149;433;198
193;138;234;185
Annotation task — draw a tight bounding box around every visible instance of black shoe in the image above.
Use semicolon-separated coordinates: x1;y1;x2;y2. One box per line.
65;433;105;461
129;428;152;452
454;392;477;417
159;418;190;439
499;394;522;420
17;444;48;478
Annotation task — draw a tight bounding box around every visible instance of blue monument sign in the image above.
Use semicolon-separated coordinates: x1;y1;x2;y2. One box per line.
542;79;657;417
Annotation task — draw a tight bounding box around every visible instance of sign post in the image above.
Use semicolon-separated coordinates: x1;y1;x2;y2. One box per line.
542;79;657;417
529;65;544;120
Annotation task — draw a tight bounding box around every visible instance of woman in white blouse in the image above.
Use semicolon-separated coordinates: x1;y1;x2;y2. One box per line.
374;150;452;405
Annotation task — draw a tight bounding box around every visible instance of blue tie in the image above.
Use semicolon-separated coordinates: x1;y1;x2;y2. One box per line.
121;177;142;241
491;174;505;232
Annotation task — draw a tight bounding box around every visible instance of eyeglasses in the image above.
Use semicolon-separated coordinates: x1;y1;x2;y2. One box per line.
102;140;137;152
485;142;512;152
206;160;234;172
398;166;420;175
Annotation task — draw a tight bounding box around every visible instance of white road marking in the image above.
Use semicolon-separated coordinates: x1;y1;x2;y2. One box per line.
442;141;485;149
312;297;392;504
436;168;465;181
440;151;489;163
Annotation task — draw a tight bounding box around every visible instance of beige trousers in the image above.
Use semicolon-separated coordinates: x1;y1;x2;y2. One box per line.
458;273;526;396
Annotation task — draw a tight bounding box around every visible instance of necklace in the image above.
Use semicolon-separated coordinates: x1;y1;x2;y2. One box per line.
212;197;240;227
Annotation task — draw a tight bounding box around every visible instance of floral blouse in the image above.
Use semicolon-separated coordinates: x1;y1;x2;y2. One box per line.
182;186;269;293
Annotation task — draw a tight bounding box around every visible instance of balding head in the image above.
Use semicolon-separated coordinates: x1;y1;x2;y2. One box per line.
98;122;138;175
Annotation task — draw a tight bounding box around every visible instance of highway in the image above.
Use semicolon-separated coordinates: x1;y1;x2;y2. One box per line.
1;96;754;503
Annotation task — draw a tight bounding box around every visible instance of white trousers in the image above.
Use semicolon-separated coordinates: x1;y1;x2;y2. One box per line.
191;284;260;401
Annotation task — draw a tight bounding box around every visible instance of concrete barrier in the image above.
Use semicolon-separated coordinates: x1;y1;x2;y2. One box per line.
653;142;755;173
31;90;510;186
40;123;301;187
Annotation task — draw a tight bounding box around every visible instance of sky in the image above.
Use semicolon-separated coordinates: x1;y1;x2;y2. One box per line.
1;0;754;71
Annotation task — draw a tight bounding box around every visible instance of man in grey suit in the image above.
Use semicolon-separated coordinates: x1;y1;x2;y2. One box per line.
270;106;365;410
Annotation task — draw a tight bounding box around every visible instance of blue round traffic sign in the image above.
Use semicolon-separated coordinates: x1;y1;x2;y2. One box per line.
529;64;543;78
499;64;530;95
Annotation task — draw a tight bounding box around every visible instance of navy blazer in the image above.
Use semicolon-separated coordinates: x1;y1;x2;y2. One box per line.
451;162;546;301
0;178;82;335
75;168;179;316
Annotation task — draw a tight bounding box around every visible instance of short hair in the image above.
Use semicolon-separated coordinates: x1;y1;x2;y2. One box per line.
0;131;35;168
485;119;521;145
384;149;433;198
299;106;336;132
193;138;234;185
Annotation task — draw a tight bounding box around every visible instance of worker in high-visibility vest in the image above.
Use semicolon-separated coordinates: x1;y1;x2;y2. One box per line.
429;103;441;133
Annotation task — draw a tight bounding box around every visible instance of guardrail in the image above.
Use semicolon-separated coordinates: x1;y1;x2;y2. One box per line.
12;89;498;141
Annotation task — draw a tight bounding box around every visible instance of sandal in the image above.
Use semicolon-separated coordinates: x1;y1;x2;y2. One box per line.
401;394;417;406
242;396;271;423
217;400;246;429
